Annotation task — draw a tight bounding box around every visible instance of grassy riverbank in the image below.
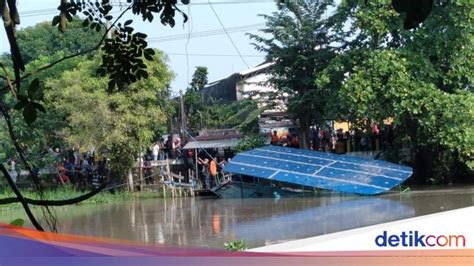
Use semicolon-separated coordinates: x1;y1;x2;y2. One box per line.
0;186;166;210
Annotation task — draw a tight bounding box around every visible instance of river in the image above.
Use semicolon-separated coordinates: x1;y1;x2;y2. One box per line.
1;187;473;249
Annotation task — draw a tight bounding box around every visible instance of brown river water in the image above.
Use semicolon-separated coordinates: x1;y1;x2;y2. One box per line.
1;187;473;249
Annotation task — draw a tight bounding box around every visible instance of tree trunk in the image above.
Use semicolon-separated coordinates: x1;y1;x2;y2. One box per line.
138;155;143;191
298;113;311;149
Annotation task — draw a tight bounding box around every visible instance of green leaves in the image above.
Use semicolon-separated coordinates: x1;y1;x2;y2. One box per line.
98;26;153;92
224;240;247;252
14;78;46;125
9;218;25;227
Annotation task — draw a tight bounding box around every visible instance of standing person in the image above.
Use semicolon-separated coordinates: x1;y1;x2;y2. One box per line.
185;149;195;176
97;157;107;184
166;135;174;159
82;154;93;186
209;157;218;186
270;130;279;145
285;134;292;147
8;157;18;184
143;156;153;184
360;131;368;152
158;138;166;160
152;142;160;161
64;158;75;185
311;127;319;150
218;157;227;181
354;129;362;152
291;134;299;148
198;156;210;189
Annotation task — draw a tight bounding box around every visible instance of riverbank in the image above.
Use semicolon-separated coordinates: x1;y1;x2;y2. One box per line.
0;185;166;210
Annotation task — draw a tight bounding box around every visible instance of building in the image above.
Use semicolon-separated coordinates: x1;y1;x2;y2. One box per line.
199;62;282;108
199;62;292;134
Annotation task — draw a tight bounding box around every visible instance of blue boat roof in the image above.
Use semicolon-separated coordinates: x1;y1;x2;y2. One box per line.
223;145;413;195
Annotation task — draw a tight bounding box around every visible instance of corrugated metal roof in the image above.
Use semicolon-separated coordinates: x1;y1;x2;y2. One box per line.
183;138;241;150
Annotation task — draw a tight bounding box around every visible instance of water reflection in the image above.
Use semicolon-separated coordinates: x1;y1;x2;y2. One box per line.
1;187;473;249
232;198;414;245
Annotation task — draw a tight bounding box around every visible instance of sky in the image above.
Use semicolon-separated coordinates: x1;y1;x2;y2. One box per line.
0;0;278;96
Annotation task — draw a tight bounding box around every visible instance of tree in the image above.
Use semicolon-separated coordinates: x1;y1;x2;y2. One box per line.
14;18;103;65
249;0;339;149
182;67;208;129
0;0;189;232
189;66;208;92
46;51;173;178
317;0;473;183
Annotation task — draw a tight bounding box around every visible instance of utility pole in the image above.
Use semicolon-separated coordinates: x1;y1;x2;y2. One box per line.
179;90;187;143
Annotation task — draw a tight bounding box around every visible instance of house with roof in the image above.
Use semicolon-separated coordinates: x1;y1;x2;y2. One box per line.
198;62;292;134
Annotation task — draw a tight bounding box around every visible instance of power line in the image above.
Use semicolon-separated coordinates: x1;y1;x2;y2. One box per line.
207;0;250;68
167;52;264;57
19;0;276;18
147;23;264;43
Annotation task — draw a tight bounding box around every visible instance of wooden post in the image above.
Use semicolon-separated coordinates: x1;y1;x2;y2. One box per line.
166;158;171;182
139;155;143;191
127;168;134;192
194;148;199;189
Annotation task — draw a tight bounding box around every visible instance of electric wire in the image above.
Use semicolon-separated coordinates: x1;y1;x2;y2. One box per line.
207;0;250;68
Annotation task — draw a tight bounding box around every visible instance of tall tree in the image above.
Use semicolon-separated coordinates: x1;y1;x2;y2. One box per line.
317;0;473;183
46;50;173;178
0;0;188;232
249;0;339;149
189;66;208;92
14;18;103;65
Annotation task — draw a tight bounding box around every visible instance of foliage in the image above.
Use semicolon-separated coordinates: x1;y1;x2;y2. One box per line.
14;18;103;65
0;186;168;210
235;134;267;153
45;51;173;177
49;0;188;91
0;0;187;232
186;99;262;134
224;240;247;252
188;66;208;92
9;218;24;227
249;0;339;148
316;0;474;183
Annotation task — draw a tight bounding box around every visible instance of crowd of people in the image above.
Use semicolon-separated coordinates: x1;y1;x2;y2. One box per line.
142;141;232;189
5;124;395;189
271;124;395;154
53;148;109;189
141;136;233;190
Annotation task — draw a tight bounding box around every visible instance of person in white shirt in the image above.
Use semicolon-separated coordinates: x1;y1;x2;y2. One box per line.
152;143;160;161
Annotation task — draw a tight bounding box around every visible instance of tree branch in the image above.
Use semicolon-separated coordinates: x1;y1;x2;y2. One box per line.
0;163;44;231
2;5;132;91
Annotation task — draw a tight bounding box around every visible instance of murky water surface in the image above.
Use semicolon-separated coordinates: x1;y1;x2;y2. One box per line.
1;187;473;248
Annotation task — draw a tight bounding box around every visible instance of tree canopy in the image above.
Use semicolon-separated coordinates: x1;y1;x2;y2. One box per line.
15;18;104;65
315;0;473;183
249;0;339;149
46;51;173;176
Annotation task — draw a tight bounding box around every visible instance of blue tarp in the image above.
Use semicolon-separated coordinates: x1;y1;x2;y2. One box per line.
223;145;413;195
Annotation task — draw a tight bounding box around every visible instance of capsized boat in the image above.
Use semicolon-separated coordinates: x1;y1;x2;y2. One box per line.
221;145;413;197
